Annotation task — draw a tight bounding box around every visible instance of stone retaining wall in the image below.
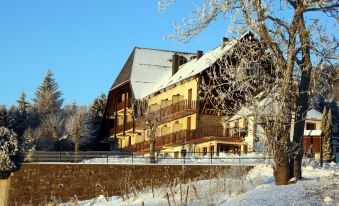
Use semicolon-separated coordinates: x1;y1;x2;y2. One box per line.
7;164;253;205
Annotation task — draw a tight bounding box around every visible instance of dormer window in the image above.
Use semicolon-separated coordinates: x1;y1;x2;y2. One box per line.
306;123;316;130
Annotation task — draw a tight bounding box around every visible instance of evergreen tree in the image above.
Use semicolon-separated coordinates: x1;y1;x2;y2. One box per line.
0;127;18;175
17;92;30;114
90;93;107;118
310;95;325;112
33;69;63;115
322;109;334;162
0;105;9;128
12;92;30;138
89;94;107;138
8;105;19;130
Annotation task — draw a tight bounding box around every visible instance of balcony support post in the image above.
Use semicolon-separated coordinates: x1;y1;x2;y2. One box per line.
114;97;118;138
123;93;127;136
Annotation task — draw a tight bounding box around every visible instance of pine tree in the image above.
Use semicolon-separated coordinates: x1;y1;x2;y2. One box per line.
323;109;334;162
17;92;30;114
33;69;63;115
0;127;18;175
12;92;30;138
89;93;107;138
90;93;107;118
8;105;19;130
0;105;9;128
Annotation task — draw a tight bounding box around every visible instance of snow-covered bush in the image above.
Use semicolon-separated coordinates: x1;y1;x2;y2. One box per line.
0;126;19;175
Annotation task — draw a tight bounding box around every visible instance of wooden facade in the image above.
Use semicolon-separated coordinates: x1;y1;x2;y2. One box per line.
99;33;279;155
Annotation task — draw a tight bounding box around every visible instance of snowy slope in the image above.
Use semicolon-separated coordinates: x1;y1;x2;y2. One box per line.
63;162;338;206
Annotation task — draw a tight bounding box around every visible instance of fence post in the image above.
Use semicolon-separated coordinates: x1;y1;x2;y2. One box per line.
210;152;213;164
132;152;134;163
107;152;109;163
238;153;241;165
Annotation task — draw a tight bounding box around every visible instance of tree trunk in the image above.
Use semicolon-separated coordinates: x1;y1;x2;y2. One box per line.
149;128;156;163
293;153;302;179
273;147;290;185
74;139;80;162
292;10;313;179
264;125;291;185
75;141;80;153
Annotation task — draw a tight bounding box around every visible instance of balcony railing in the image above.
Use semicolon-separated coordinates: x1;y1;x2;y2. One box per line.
109;121;134;136
126;126;245;152
143;100;197;124
159;100;197;117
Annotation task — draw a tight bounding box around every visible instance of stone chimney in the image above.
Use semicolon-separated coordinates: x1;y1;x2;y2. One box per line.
223;37;229;47
172;54;179;75
197;50;203;59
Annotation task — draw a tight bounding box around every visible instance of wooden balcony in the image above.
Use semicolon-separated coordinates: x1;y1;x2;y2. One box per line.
116;100;132;112
125;126;245;152
149;100;197;123
109;121;134;136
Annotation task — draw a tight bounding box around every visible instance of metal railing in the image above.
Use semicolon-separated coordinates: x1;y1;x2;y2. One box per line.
126;126;245;152
16;151;271;165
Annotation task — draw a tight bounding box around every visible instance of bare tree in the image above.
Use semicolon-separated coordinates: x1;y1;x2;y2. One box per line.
28;113;66;151
66;106;90;153
159;0;338;184
133;100;161;163
321;108;334;162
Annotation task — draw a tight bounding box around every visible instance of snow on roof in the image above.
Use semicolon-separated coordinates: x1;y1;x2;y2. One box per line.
304;130;322;136
230;107;252;120
128;48;194;99
144;31;253;97
111;31;253;99
306;109;322;120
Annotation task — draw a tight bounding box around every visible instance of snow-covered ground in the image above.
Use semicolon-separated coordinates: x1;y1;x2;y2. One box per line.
63;161;338;206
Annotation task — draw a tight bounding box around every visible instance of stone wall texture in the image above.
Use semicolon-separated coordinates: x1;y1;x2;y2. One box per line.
7;164;253;206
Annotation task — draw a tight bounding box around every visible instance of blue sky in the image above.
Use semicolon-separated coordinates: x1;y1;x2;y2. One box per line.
0;0;229;106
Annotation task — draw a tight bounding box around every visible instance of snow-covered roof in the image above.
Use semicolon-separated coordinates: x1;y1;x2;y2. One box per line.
110;31;253;100
110;48;195;99
145;31;253;96
304;130;322;136
306;109;322;120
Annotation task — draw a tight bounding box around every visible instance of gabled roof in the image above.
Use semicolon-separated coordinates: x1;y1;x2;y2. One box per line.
110;31;253;99
306;109;322;120
145;31;254;97
110;47;195;99
110;49;135;89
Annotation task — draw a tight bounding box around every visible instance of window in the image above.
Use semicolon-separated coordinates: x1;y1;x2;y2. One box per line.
306;123;316;130
244;119;248;130
187;117;191;130
203;147;208;156
188;89;192;108
210;145;215;156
